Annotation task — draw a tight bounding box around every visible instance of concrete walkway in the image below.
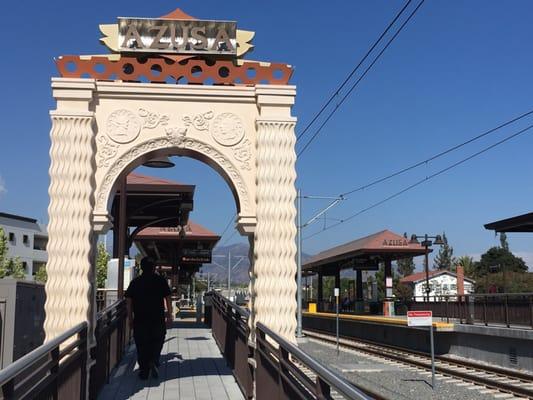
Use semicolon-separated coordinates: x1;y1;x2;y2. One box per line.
98;320;245;400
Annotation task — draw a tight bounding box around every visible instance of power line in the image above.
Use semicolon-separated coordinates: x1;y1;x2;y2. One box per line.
297;0;425;158
340;108;533;196
220;229;238;247
304;122;533;240
296;0;414;142
218;212;236;241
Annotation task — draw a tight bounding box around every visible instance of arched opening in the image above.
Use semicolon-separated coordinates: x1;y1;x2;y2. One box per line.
98;145;255;309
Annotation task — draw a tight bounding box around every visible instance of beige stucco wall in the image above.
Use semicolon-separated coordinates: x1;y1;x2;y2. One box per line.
45;78;298;344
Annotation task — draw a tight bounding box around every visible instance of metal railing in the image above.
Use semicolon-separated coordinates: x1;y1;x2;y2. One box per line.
0;322;88;399
256;322;372;400
406;293;533;328
207;291;372;400
95;289;118;313
89;299;129;399
209;292;253;399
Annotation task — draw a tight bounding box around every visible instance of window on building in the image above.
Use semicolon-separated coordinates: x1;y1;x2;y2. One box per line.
443;284;449;291
23;235;29;245
8;232;15;243
22;262;27;272
451;284;457;291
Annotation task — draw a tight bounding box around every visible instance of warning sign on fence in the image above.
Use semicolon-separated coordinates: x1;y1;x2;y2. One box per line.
407;311;433;327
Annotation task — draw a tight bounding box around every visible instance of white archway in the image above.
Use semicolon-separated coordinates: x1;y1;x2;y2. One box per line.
44;79;298;343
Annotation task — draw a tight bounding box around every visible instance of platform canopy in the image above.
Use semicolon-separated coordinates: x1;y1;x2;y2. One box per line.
484;212;533;233
134;222;220;282
303;230;428;275
111;172;195;254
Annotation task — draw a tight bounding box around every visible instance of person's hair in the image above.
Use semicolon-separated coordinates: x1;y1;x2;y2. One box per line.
140;257;155;273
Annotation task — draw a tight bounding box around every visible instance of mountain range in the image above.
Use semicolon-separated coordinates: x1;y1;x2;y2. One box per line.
200;242;312;285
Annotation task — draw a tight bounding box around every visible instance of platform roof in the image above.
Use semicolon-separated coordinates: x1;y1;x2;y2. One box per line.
134;221;220;267
484;212;533;233
112;172;195;230
303;230;428;274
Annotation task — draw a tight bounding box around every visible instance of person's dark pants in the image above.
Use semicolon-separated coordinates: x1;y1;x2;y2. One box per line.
133;320;166;373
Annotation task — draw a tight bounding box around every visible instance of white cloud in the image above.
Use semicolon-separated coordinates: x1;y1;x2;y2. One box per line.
0;175;5;196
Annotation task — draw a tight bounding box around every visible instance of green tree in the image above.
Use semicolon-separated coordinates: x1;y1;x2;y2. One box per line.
434;233;455;270
96;242;110;288
396;257;415;277
0;227;7;268
394;282;413;303
456;255;475;278
374;265;384;301
474;246;527;277
35;265;47;283
0;228;26;279
2;257;26;279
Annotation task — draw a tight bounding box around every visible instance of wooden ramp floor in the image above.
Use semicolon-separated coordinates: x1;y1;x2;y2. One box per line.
98;319;245;400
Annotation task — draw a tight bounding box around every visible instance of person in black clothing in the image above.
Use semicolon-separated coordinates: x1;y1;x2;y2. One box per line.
125;258;172;380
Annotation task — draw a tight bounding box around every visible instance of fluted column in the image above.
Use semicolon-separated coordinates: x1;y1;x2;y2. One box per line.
45;101;97;341
254;116;297;342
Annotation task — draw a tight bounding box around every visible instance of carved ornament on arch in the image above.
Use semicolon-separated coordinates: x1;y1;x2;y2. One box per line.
94;134;252;216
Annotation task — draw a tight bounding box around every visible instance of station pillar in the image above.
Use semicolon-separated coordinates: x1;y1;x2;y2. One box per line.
334;268;341;294
355;269;363;301
317;272;323;309
383;259;394;316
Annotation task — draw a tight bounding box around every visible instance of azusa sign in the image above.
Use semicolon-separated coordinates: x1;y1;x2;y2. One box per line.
118;17;237;55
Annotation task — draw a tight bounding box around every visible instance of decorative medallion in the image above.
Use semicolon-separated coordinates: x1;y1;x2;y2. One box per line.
106;109;141;143
139;108;169;129
233;139;252;170
183;111;214;131
211;113;245;146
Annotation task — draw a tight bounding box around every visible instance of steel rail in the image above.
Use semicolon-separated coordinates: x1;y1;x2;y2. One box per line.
304;329;533;399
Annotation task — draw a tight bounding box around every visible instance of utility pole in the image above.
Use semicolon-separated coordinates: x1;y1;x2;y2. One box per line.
228;250;231;297
296;192;344;338
213;251;245;300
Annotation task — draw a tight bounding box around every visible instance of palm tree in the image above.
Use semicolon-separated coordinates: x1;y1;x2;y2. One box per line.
456;255;475;278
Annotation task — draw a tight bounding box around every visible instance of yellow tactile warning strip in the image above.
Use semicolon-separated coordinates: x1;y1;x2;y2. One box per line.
303;311;454;332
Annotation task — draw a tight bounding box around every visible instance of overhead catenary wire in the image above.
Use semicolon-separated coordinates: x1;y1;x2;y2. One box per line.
296;0;414;142
297;0;425;158
218;212;237;241
339;108;533;197
304;122;533;240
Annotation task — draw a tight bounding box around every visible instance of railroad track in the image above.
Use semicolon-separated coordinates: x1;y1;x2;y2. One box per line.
303;329;533;399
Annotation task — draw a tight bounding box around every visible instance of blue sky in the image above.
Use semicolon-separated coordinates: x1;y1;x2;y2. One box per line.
1;1;533;267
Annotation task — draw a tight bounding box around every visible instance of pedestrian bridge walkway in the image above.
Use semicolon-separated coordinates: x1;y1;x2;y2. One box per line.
98;319;244;400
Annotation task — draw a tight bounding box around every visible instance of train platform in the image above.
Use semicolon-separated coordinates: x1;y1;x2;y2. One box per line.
303;311;455;331
98;318;244;400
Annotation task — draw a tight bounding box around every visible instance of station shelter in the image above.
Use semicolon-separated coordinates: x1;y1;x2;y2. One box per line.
110;172;197;294
134;222;220;290
485;211;533;233
303;230;427;316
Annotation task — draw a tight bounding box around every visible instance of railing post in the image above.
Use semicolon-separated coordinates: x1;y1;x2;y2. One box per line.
466;295;473;324
79;326;88;400
483;295;487;326
445;296;449;323
315;376;331;400
529;295;533;329
2;379;14;399
51;346;60;400
505;295;510;328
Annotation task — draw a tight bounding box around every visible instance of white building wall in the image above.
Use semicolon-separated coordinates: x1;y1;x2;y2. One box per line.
0;215;48;280
413;273;474;301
